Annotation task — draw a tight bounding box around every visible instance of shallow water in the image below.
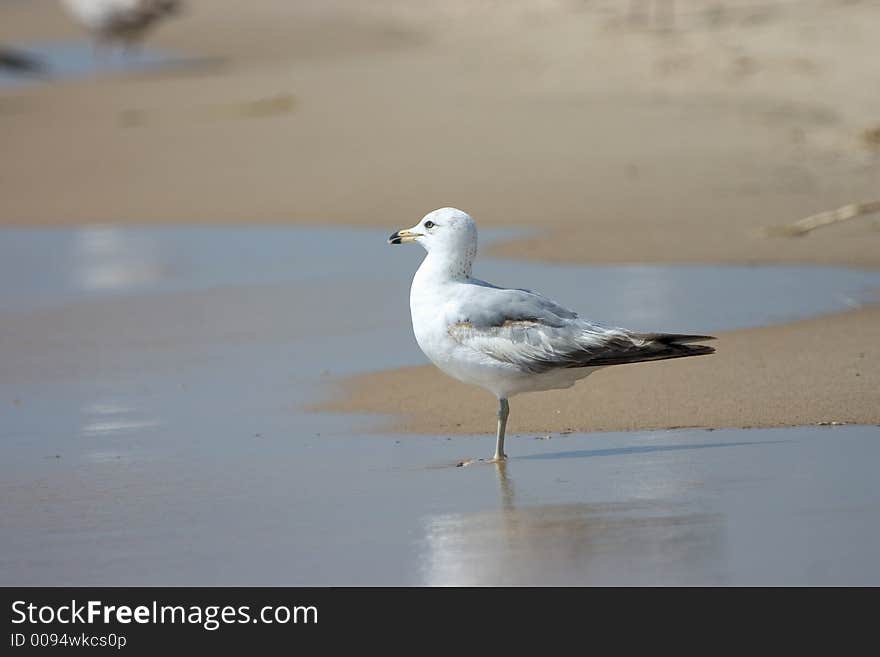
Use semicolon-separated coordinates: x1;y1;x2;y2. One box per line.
2;423;879;586
0;42;196;87
1;225;878;585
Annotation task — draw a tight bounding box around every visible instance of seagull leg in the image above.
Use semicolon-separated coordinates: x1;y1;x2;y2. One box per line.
492;398;509;461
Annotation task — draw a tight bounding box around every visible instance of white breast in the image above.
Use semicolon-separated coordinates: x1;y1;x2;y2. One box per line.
409;276;595;399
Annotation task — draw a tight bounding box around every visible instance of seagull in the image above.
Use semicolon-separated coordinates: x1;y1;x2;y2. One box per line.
60;0;184;53
389;208;716;462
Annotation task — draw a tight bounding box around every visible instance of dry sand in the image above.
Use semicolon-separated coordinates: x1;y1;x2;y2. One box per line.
2;0;878;432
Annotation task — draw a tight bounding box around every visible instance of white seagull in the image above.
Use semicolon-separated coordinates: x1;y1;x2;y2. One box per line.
389;208;716;462
60;0;183;51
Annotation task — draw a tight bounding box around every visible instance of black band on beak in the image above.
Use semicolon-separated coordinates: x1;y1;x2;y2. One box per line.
388;231;402;245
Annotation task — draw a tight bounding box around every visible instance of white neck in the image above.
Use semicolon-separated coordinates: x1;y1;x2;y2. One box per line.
414;246;475;286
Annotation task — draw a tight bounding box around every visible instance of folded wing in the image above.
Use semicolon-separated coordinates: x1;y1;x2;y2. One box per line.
448;285;715;374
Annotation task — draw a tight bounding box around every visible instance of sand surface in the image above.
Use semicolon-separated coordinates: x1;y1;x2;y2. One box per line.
2;0;879;433
2;2;878;263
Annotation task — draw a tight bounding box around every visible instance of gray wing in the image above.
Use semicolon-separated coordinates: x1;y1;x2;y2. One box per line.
457;279;578;328
448;283;715;374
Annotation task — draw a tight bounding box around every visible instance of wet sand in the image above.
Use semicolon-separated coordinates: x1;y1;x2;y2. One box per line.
0;225;878;586
4;418;880;585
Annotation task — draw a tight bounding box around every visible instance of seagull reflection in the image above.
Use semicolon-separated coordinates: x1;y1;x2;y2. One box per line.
421;461;724;586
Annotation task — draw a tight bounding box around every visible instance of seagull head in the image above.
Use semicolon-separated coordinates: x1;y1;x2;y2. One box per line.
388;207;477;255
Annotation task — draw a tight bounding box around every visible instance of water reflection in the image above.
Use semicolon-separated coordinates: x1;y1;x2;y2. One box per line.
421;461;724;586
73;225;163;292
80;401;160;438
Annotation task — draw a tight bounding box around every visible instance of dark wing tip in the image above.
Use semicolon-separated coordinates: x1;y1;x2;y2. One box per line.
643;332;717;345
681;344;715;357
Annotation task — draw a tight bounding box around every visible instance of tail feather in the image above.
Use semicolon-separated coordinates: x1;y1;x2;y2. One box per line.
640;332;716;362
641;332;717;345
568;331;716;368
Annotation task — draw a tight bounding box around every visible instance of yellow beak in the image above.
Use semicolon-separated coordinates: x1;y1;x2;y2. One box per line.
388;228;422;245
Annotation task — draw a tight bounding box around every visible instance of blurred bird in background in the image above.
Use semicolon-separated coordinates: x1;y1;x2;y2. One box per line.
60;0;184;57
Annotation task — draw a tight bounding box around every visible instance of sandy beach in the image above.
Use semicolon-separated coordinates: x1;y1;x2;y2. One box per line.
2;1;880;585
2;1;878;436
1;3;877;257
2;2;880;588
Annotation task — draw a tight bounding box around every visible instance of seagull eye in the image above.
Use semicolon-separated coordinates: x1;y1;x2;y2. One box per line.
424;221;435;229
